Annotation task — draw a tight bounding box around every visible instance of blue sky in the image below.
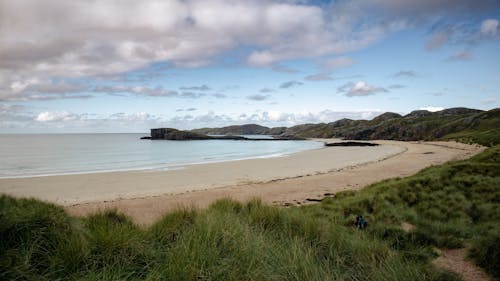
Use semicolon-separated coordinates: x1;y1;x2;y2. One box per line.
0;0;499;133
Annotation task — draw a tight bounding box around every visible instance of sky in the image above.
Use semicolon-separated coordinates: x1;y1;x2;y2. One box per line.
0;0;499;133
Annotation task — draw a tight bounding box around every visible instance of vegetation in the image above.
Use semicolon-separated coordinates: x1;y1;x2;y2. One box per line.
1;144;498;280
192;107;500;146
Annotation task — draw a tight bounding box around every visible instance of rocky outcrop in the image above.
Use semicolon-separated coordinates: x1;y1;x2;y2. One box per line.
325;142;379;147
150;128;214;140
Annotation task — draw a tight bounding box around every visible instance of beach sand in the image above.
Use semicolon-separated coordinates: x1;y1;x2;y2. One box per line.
0;140;484;226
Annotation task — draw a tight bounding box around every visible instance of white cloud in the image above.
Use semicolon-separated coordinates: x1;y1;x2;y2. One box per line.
0;0;410;101
35;111;80;122
0;0;497;102
5;107;389;132
338;81;388;97
481;19;499;36
168;109;385;128
419;106;444;112
0;78;92;101
93;85;178;97
109;112;156;121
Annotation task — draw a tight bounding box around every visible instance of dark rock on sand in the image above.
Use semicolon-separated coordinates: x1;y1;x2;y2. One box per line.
325;141;379;147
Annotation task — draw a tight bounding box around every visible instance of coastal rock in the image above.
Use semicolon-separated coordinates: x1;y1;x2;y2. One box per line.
325;142;379;147
150;128;213;140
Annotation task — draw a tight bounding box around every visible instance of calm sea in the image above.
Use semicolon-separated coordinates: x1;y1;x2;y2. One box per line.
0;134;323;178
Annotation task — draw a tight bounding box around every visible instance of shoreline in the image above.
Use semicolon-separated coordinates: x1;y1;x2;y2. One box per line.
0;140;484;225
0;139;399;204
0;138;324;180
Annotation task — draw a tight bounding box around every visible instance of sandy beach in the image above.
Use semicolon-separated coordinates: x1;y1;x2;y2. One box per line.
0;140;483;225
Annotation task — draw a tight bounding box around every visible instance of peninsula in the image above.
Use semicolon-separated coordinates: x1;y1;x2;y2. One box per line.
141;127;304;140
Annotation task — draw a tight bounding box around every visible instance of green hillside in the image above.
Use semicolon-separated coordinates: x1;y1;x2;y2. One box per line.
191;108;500;146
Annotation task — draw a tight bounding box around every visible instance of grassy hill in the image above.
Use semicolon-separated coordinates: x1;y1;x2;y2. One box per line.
191;108;500;146
1;144;499;280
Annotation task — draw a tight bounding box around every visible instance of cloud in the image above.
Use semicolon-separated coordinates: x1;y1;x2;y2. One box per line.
481;19;499;36
166;109;386;129
246;94;270;101
446;49;474;61
180;85;211;91
0;104;25;113
0;0;419;100
94;85;178;97
424;16;500;52
1;0;498;101
305;73;333;81
321;57;354;71
180;92;206;99
0;78;92;101
259;88;276;93
425;31;452;51
388;84;406;89
279;80;304;88
109;112;157;122
419;106;444;112
35;111;80;122
0;93;93;102
0;104;35;128
393;70;417;78
337;81;388;97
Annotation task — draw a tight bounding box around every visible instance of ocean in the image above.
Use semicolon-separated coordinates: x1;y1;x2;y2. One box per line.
0;134;323;178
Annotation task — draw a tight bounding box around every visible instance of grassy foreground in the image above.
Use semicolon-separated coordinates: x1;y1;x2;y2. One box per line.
1;146;499;280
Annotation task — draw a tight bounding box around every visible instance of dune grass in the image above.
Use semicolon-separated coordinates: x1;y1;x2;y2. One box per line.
1;145;499;280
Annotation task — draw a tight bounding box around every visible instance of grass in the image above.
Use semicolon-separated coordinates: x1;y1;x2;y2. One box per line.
1;146;499;280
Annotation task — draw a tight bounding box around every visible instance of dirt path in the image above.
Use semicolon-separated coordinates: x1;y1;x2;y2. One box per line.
433;248;492;281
